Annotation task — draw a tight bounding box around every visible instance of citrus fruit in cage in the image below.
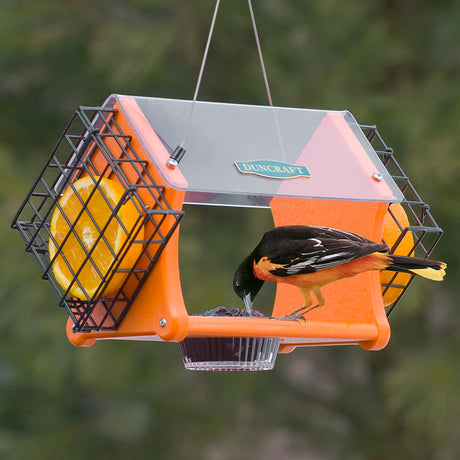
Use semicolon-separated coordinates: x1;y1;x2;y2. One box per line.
49;176;144;299
381;202;414;306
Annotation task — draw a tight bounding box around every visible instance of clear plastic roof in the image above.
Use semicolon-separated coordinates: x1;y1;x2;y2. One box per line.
110;95;403;207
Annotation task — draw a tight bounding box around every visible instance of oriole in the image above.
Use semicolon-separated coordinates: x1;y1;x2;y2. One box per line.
233;225;446;318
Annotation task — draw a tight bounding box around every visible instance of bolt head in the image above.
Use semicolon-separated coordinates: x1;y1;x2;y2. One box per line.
166;158;178;169
373;172;383;182
159;318;167;327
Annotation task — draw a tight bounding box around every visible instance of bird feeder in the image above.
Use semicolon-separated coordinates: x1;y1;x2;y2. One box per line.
12;94;443;370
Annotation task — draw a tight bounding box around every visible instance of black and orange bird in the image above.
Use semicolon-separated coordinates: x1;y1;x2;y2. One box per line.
233;225;446;318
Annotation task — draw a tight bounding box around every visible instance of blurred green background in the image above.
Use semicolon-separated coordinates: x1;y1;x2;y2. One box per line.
1;1;459;458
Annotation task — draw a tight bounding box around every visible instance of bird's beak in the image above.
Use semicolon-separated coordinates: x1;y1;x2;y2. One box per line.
243;292;253;316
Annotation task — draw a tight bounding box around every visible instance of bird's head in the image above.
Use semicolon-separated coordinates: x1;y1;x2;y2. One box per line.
233;254;264;314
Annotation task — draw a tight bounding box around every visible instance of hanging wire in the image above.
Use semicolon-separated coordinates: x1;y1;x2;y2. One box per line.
247;0;287;161
170;0;287;165
247;0;273;106
179;0;221;150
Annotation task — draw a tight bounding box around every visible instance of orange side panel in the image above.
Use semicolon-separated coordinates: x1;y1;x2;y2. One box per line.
270;197;390;351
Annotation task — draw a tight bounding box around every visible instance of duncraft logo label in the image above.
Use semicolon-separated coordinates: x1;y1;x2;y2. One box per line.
234;160;310;180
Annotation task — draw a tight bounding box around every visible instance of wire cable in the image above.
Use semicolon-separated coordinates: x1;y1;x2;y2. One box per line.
175;0;287;163
247;0;287;160
179;0;221;149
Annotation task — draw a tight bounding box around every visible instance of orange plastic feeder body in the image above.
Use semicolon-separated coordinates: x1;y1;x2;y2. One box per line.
66;95;403;351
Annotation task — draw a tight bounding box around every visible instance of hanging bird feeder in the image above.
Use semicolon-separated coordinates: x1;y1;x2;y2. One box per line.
11;1;444;371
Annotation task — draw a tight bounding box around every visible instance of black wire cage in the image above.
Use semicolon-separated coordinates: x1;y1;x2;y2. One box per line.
12;106;183;332
362;125;444;317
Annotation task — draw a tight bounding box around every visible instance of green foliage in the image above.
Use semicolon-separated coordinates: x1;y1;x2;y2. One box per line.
1;0;459;458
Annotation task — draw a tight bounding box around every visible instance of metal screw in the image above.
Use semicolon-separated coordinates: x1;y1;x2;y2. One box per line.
159;318;167;327
373;172;383;182
166;158;178;169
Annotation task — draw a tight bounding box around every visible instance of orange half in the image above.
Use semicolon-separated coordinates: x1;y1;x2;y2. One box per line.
49;176;144;299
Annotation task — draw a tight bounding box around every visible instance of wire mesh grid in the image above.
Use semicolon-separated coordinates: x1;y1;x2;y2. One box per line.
12;106;184;332
361;125;443;317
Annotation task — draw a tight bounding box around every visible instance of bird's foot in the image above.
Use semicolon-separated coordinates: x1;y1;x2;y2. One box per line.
273;304;322;323
274;312;307;323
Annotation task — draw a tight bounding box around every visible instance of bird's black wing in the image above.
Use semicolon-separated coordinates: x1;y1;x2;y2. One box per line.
258;226;389;277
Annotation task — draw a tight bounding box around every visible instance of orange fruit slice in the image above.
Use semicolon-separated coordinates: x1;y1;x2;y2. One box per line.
381;202;414;305
49;176;143;299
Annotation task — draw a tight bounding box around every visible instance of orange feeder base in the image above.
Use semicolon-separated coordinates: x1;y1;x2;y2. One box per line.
67;195;390;352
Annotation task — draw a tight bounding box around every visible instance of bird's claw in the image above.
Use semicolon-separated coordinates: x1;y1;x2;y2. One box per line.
271;304;322;324
273;313;307;323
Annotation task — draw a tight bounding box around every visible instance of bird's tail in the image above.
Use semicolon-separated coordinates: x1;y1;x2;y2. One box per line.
385;255;447;281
